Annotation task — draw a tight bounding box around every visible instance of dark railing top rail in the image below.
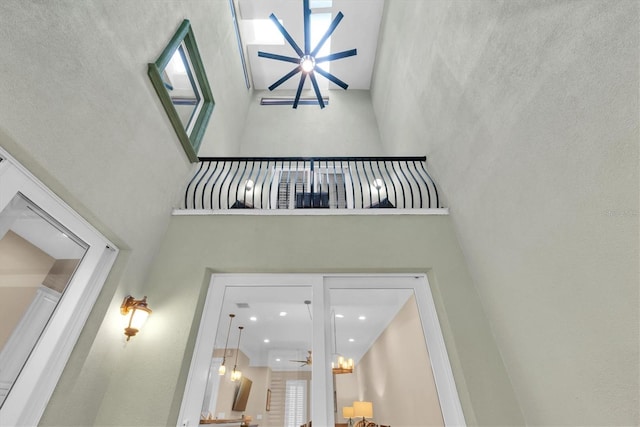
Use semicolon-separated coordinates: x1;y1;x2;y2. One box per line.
198;156;427;162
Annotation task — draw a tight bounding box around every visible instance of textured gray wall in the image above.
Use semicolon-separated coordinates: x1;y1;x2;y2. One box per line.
231;90;384;157
0;1;252;425
372;1;639;425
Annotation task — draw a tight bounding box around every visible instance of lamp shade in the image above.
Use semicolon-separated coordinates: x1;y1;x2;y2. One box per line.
343;406;354;418
353;401;373;418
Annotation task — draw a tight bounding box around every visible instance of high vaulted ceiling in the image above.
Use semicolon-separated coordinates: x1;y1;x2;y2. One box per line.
237;0;384;91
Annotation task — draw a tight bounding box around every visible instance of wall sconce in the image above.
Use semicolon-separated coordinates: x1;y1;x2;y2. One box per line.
353;401;373;427
230;326;244;381
120;295;152;341
219;313;235;375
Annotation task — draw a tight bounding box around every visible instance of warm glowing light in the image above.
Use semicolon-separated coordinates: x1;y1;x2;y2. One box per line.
332;354;354;374
120;296;152;341
353;401;373;418
129;307;150;331
343;406;354;418
218;364;226;375
230;369;242;382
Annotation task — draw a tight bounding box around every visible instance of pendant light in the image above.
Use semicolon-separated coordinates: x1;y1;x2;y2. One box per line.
218;314;235;375
331;310;353;374
230;326;244;382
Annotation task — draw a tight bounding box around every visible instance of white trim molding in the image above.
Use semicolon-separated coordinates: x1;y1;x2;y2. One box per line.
177;273;465;427
0;147;118;427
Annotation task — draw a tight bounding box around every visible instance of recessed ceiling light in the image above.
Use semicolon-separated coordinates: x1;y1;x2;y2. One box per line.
250;316;257;321
276;358;281;362
279;311;287;317
348;338;355;342
264;339;270;343
335;314;344;318
358;315;366;320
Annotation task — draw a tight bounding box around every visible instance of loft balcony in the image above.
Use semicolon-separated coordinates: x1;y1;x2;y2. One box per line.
179;157;443;212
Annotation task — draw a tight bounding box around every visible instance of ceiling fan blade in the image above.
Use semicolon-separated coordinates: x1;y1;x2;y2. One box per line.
268;66;302;91
293;73;307;109
315;49;358;64
303;0;311;54
314;67;348;90
310;12;344;57
269;13;304;57
309;71;325;109
258;51;301;64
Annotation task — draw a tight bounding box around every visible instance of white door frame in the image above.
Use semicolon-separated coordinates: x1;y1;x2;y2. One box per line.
0;148;118;427
177;273;466;427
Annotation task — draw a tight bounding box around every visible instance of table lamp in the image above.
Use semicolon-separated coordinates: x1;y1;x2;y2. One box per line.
343;406;354;427
353;401;373;427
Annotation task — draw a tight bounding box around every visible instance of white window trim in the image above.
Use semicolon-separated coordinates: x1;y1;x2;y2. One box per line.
177;273;466;427
0;148;118;427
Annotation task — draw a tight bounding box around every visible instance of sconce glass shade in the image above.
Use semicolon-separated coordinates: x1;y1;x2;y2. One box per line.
121;295;152;341
353;401;373;418
343;406;355;418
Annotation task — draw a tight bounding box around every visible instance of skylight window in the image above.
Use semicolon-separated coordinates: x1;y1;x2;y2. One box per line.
243;19;285;45
310;0;332;8
311;13;331;74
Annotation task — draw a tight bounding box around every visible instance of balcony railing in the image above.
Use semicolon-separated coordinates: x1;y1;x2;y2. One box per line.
183;157;440;210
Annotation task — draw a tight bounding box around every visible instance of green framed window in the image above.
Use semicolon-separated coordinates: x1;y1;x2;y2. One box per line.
148;19;214;162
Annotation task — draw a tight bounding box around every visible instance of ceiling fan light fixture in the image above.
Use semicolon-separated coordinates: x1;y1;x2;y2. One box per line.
257;0;357;109
300;55;315;73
